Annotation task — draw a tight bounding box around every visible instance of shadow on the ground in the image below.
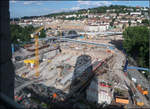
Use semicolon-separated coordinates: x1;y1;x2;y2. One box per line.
15;54;125;109
70;54;92;93
109;39;123;51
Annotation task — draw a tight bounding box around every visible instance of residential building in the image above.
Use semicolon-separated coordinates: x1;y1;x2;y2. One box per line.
130;12;141;15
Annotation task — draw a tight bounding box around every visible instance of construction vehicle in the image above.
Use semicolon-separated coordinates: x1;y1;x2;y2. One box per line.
24;59;35;71
114;88;129;105
136;84;148;95
136;102;144;106
115;97;129;104
134;96;144;106
30;26;44;77
24;59;35;65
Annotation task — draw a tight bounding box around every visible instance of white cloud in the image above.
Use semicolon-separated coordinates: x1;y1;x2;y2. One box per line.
77;1;111;7
23;1;42;5
23;1;32;5
51;7;81;14
71;6;81;10
10;1;17;4
78;1;91;5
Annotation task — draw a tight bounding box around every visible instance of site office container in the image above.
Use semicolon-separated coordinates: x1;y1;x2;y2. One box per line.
115;96;129;104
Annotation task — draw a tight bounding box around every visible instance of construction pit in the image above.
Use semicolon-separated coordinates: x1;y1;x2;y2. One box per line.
15;40;113;94
13;37;150;108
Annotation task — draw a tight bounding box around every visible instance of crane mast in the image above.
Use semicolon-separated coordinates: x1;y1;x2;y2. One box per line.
31;26;44;77
34;34;40;77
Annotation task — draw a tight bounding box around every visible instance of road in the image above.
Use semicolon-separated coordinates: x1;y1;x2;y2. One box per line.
60;38;115;49
112;49;150;107
38;36;115;49
112;50;131;85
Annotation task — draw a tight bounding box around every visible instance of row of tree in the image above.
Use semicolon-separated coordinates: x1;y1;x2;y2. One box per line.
123;26;149;75
10;24;46;44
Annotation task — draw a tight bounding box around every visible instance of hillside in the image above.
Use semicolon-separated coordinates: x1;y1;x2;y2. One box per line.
10;5;148;20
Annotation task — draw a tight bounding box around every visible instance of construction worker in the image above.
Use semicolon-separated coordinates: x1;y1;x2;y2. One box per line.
52;93;57;103
30;63;34;69
53;93;57;98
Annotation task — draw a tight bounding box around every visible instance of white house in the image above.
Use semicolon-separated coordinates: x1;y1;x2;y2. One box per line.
142;7;148;11
65;14;77;18
130;12;141;15
120;20;128;23
88;14;99;18
85;24;108;32
137;19;142;23
86;25;99;32
119;13;128;16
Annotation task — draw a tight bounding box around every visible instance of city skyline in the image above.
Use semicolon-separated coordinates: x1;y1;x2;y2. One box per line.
10;1;149;18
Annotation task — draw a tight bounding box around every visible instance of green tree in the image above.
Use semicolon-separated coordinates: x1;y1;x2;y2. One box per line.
122;24;126;29
110;18;116;27
110;22;114;27
142;19;150;26
10;24;35;44
39;29;46;38
128;20;131;26
123;26;149;68
10;24;22;44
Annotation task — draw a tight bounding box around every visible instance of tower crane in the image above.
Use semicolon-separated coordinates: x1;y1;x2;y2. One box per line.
30;26;44;77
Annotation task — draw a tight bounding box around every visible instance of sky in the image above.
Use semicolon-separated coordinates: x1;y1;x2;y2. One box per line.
10;1;149;18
